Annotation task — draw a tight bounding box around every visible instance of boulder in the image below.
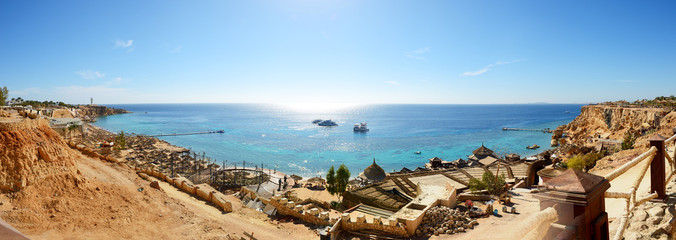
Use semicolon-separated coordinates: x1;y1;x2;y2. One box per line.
633;210;648;221
648;207;665;217
150;181;161;190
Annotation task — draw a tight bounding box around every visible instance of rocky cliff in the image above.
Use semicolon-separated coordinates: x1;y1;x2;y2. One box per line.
0;118;80;192
557;105;676;147
77;105;130;119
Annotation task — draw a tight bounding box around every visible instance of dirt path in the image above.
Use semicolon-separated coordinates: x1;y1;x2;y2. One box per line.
430;189;542;240
0;155;319;240
148;175;318;240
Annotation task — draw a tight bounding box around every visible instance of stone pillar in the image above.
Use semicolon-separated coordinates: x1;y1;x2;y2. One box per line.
356;214;366;223
535;169;610;240
341;213;350;222
372;216;382;225
650;134;666;200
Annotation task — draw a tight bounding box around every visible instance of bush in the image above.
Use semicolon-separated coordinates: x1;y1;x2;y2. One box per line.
566;152;604;171
469;171;506;196
622;132;637;150
114;131;126;150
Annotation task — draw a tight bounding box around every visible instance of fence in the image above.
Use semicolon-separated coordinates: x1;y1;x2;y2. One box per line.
528;132;676;240
605;133;676;240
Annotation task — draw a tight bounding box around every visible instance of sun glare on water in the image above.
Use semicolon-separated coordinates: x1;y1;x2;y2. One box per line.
274;102;364;113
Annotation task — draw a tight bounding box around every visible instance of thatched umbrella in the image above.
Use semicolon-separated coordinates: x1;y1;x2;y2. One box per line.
307;177;326;185
290;174;303;182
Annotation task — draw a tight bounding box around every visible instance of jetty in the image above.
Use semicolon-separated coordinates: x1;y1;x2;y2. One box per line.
502;127;552;133
150;130;225;137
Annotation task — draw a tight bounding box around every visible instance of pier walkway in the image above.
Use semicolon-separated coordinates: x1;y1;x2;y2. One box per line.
502;127;553;133
150;130;224;137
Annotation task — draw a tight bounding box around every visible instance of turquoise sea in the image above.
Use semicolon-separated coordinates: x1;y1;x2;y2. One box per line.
94;104;583;177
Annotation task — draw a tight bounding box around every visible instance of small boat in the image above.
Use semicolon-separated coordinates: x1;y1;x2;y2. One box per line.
353;122;369;132
526;144;540;149
216;130;225;133
414;151;421;154
318;120;338;126
312;119;322;124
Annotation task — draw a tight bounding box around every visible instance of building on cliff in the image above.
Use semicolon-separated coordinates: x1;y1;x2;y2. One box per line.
49;118;84;138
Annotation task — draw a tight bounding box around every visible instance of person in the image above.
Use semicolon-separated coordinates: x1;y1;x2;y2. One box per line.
278;179;282;191
283;175;287;184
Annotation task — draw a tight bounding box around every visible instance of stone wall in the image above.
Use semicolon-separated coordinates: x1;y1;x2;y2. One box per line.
267;196;331;226
136;167;232;212
66;141;117;163
338;213;409;238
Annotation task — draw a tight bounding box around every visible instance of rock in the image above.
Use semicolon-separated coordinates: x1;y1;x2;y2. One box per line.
634;210;648;221
661;222;673;233
665;206;675;219
648;216;663;225
650;227;667;237
648;207;665;217
624;231;645;240
149;181;161;190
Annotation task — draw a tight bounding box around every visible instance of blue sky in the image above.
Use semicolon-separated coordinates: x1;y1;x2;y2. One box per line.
0;0;674;104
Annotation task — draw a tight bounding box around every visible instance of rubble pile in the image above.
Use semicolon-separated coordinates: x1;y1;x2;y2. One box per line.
415;206;478;237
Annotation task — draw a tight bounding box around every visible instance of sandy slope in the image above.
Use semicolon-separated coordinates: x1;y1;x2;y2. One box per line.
0;155;318;240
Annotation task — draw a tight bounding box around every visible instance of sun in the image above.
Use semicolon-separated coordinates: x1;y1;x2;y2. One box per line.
274;102;364;113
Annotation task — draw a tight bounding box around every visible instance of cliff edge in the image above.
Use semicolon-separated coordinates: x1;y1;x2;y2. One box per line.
557;105;676;147
0;118;80;192
77;105;130;120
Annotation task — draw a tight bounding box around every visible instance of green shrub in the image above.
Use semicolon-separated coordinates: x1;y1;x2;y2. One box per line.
566;152;604;171
469;171;506;196
114;131;126;150
622;132;636;150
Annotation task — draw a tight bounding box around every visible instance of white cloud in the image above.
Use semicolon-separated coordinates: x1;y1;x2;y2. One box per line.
114;39;133;48
106;77;126;85
411;47;430;54
462;67;491;77
385;81;400;86
75;70;106;79
405;47;430;60
55;85;133;103
114;39;134;52
170;45;182;53
10;87;41;96
462;59;523;77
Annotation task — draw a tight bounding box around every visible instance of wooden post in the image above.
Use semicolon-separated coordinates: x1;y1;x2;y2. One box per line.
650;134;666;200
535;169;610;240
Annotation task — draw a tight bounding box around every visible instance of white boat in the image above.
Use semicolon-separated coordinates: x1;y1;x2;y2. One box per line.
353;122;369;132
318;120;338;126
